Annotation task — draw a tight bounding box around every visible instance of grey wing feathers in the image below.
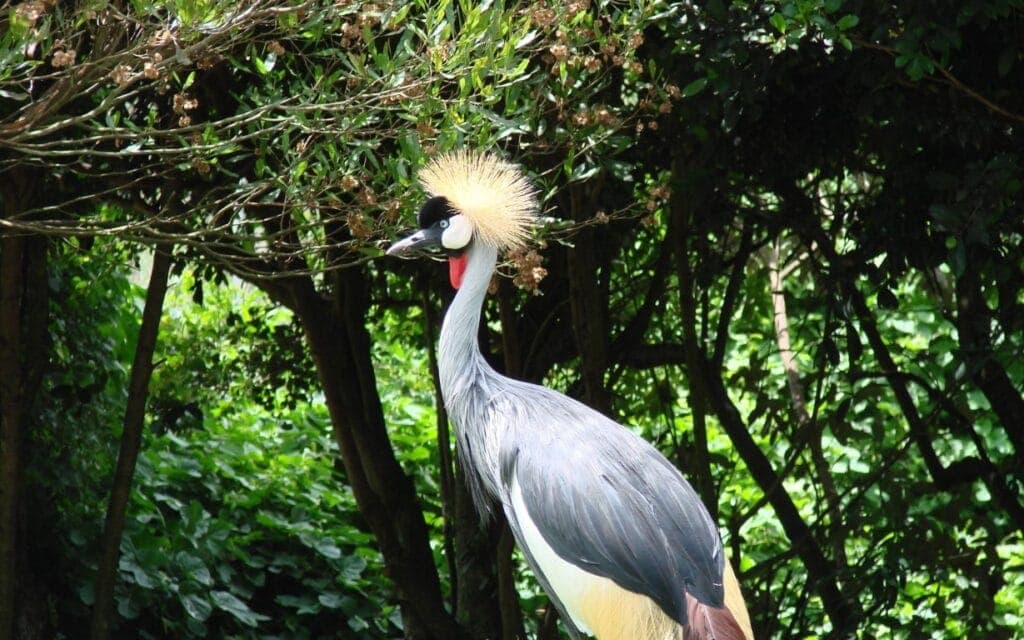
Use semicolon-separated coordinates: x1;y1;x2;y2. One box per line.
498;383;725;626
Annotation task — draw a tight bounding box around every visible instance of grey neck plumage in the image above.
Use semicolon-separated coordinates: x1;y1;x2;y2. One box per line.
437;241;499;403
437;240;507;516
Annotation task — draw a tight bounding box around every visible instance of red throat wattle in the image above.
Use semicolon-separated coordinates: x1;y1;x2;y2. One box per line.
448;254;468;289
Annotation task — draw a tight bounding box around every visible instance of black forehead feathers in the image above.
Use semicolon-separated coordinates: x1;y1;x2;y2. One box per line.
418;196;458;229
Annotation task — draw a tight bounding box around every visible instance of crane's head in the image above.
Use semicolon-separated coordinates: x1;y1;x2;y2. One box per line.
386;150;537;288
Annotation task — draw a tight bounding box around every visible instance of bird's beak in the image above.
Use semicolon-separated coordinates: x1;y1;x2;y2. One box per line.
386;226;444;256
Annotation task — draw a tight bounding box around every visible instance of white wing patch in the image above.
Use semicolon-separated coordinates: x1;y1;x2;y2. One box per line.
511;474;595;634
510;476;679;640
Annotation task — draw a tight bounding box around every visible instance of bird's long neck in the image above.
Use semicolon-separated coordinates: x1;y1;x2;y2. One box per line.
437;241;507;517
437;241;499;409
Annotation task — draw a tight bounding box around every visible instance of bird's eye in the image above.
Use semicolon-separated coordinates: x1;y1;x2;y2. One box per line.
439;219;449;229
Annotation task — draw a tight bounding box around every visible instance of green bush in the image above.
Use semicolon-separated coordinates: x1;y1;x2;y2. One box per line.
98;402;396;639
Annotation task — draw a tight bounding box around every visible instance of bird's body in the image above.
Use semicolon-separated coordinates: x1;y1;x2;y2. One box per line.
388;151;753;639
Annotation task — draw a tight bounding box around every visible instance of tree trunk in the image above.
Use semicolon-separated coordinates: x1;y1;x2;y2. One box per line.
495;286;526;639
1;170;51;640
763;240;848;577
452;468;504;639
423;292;460;613
0;236;24;640
955;266;1024;454
673;215;717;514
566;186;611;414
91;247;172;640
495;524;524;640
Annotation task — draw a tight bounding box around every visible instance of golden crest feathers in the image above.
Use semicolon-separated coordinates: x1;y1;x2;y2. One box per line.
419;150;538;251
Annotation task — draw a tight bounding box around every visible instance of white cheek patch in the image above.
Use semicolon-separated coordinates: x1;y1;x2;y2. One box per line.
441;214;474;250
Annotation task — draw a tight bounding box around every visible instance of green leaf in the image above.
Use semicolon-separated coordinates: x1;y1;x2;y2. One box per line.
78;581;95;606
175;551;213;586
117;594;142;620
312;538;341;559
277;593;321;614
210;590;269;627
120;557;157;589
181;593;213;621
348;615;369;632
318;592;345;609
515;30;538;49
339;554;367;583
836;14;859;30
681;77;708;98
769;12;788;34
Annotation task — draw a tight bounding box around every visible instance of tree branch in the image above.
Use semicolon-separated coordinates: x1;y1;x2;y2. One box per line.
851;37;1024;124
91;247;172;640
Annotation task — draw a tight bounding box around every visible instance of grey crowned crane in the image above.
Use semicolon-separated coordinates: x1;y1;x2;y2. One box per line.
387;151;753;640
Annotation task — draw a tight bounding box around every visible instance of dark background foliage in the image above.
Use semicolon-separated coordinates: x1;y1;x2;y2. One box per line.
0;1;1021;639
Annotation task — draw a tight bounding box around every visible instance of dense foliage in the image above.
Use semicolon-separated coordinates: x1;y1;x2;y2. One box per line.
1;1;1022;639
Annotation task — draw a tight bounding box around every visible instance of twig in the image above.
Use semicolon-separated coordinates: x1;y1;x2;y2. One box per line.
852;37;1024;124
